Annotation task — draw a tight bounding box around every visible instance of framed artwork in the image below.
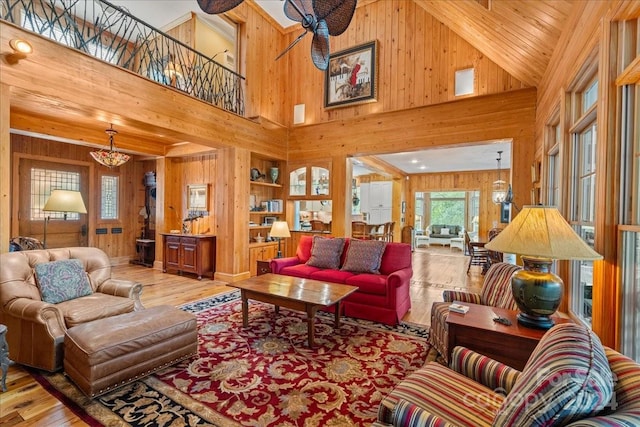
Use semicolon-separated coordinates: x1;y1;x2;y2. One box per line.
324;40;377;109
187;184;208;210
500;202;512;224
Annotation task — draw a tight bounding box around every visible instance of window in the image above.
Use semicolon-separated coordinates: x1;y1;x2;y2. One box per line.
618;68;639;361
100;175;119;220
30;168;81;220
568;74;598;325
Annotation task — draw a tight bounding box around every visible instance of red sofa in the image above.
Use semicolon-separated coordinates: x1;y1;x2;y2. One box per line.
270;235;413;325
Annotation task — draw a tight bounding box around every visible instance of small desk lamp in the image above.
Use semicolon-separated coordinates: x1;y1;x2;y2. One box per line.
269;221;290;258
43;190;87;248
484;205;602;329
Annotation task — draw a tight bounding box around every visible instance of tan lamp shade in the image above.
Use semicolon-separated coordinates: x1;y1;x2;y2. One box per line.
43;190;87;214
484;205;602;260
269;221;291;239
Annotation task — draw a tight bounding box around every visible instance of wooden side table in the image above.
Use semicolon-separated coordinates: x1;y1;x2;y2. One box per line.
256;259;272;276
446;303;573;370
0;324;11;392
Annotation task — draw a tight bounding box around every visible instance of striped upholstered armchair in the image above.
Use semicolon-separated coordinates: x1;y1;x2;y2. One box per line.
375;323;640;426
429;262;522;365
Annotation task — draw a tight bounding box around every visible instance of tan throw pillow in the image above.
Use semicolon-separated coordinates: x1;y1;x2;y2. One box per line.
341;239;387;274
306;236;345;269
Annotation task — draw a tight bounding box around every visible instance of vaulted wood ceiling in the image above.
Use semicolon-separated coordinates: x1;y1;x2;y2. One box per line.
4;0;577;157
415;0;575;86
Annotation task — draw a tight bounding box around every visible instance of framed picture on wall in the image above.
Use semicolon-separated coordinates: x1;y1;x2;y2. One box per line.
500;202;511;224
324;40;378;109
187;184;208;210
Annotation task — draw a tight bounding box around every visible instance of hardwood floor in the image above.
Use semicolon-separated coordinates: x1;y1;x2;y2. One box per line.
1;247;482;426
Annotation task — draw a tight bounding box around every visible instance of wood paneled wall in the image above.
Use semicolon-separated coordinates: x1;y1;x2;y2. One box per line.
10;134;141;260
407;169;510;240
284;0;528;127
534;1;640;348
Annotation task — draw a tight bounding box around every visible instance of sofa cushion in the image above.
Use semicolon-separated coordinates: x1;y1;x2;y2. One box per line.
440;227;450;236
378;362;502;426
34;259;93;304
345;273;388;295
306;236;345;269
431;225;442;234
494;323;614;426
309;269;355;283
57;293;135;327
341;239;387;274
296;235;314;263
379;242;412;275
280;263;320;279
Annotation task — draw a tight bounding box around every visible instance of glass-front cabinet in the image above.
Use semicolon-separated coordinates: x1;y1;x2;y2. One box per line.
288;162;331;198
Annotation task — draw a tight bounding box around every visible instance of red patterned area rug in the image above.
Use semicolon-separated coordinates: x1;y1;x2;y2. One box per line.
32;291;433;426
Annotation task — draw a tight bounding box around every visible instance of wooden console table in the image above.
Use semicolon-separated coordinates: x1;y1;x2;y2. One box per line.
161;234;216;280
446;303;573;370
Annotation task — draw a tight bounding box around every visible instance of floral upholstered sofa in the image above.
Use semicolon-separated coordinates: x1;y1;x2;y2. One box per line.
374;323;640;426
270;235;412;325
427;224;463;246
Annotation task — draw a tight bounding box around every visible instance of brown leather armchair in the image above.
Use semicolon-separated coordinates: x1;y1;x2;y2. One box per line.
0;247;143;371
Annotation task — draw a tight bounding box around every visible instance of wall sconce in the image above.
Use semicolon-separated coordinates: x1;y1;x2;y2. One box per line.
4;39;33;64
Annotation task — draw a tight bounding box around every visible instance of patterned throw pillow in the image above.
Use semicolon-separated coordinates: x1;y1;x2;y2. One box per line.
306;236;345;269
34;259;93;304
341;239;387;274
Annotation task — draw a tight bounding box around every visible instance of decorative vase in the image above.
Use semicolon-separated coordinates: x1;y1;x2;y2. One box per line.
270;167;279;184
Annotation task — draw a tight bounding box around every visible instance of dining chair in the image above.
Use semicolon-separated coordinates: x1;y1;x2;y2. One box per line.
465;231;489;274
351;221;368;239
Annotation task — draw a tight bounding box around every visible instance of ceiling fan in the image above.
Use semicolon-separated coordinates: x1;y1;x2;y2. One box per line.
276;0;357;70
197;0;357;71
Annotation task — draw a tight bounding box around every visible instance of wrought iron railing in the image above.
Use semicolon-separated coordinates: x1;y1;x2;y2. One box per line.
1;0;245;116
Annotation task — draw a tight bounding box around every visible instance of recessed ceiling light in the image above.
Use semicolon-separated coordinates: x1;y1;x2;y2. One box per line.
411;159;418;164
419;165;427;170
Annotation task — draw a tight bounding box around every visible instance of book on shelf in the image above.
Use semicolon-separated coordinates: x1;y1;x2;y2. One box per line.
449;303;470;314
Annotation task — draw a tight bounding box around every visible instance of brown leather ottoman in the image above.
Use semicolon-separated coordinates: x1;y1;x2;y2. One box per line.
64;305;197;397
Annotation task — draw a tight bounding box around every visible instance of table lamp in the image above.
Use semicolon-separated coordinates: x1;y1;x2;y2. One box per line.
43;190;87;248
484;205;602;329
269;221;290;258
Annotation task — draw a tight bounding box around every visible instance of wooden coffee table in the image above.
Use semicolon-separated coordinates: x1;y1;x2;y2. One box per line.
228;274;358;347
446;302;573;370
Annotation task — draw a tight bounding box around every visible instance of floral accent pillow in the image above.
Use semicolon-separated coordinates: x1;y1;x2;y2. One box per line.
34;259;93;304
341;239;387;274
306;237;345;269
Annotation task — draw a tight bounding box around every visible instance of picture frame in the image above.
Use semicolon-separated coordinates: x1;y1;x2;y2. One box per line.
263;216;277;226
324;40;377;109
187;184;208;210
500;202;512;224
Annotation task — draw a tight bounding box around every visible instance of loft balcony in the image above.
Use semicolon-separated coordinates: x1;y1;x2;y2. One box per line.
1;0;245;116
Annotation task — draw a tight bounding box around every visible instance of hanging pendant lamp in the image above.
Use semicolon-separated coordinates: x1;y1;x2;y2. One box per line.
492;150;508;204
90;124;130;168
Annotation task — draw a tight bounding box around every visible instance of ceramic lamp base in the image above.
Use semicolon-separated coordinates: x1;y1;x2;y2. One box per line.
511;256;563;330
516;312;555;329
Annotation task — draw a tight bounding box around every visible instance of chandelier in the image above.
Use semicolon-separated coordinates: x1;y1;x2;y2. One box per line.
90;124;130;168
492;150;508;204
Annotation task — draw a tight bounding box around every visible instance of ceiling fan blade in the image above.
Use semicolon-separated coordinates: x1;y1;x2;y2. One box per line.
310;20;330;70
197;0;244;14
284;0;313;23
275;30;308;61
313;0;357;36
